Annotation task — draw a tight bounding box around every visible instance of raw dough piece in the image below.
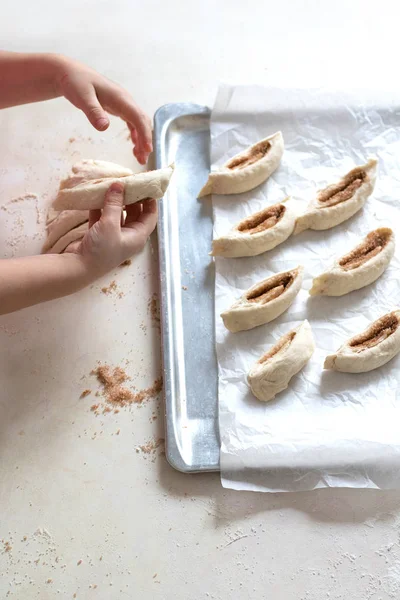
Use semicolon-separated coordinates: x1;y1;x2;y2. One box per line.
53;163;174;210
211;198;296;258
310;227;395;296
61;159;134;190
42;209;89;253
294;159;377;234
45;223;88;254
324;310;400;373
221;266;303;333
198;132;284;197
248;320;315;402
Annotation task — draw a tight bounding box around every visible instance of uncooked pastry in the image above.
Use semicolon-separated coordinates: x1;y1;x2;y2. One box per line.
221;266;303;333
247;320;315;402
61;159;134;190
198;132;284;197
42;209;89;253
211;198;296;258
45;223;88;254
53;163;174;210
324;310;400;373
310;227;395;296
294;158;377;234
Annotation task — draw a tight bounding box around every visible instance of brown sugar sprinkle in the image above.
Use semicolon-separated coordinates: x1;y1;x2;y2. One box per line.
3;540;12;552
119;259;132;267
93;365;133;407
182;285;188;291
90;364;163;411
138;438;165;455
101;280;117;296
148;293;160;329
80;389;91;399
132;377;163;404
77;559;82;566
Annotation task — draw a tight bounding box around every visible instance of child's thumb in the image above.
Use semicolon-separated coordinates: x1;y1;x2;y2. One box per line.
102;182;125;222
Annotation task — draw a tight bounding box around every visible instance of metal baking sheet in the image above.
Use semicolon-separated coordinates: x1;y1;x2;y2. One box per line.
154;103;220;472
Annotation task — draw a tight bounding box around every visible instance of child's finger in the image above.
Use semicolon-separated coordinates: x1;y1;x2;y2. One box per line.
124;199;157;236
124;201;143;225
89;209;101;228
114;96;153;156
102;182;125;224
129;125;138;145
79;86;109;131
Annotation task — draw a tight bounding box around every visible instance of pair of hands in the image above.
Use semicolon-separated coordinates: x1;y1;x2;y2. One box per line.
57;57;157;273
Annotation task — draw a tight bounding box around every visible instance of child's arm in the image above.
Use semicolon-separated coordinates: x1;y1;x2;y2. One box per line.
0;51;152;164
0;183;157;315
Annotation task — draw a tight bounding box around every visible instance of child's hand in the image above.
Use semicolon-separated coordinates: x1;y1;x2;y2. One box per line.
56;57;153;165
66;182;157;278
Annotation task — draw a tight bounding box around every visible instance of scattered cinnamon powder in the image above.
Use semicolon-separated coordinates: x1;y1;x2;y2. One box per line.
148;293;160;329
119;259;132;267
80;389;91;399
92;365;133;407
132;377;163;405
3;540;12;553
101;280;117;296
138;438;164;455
77;559;82;566
87;364;163;412
182;285;188;291
137;438;165;460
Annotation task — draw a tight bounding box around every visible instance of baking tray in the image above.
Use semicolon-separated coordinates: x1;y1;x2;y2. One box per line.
154;103;220;472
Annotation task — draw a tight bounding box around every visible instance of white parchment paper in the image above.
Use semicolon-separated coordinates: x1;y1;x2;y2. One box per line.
212;84;400;492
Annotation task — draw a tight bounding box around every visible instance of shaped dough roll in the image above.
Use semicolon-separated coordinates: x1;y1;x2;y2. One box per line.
324;310;400;373
221;266;303;333
60;159;134;190
310;227;395;296
211;198;296;258
45;222;88;254
198;132;284;197
53;164;174;210
42;209;89;253
248;320;315;402
294;159;377;234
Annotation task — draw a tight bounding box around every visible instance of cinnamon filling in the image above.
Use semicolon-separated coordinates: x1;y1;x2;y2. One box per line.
339;228;392;271
259;331;296;364
318;168;367;208
237;204;285;235
227;141;271;170
247;271;295;305
350;313;399;353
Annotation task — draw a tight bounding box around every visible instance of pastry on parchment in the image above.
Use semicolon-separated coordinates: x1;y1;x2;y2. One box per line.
221;266;303;333
53;160;174;210
294;158;377;234
324;310;400;373
310;227;395;297
198;132;284;197
211;198;296;258
248;320;315;402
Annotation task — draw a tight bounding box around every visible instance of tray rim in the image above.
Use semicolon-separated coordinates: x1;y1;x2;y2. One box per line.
154;102;220;473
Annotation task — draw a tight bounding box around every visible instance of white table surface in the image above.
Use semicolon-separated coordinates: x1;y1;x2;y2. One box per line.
1;1;400;598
